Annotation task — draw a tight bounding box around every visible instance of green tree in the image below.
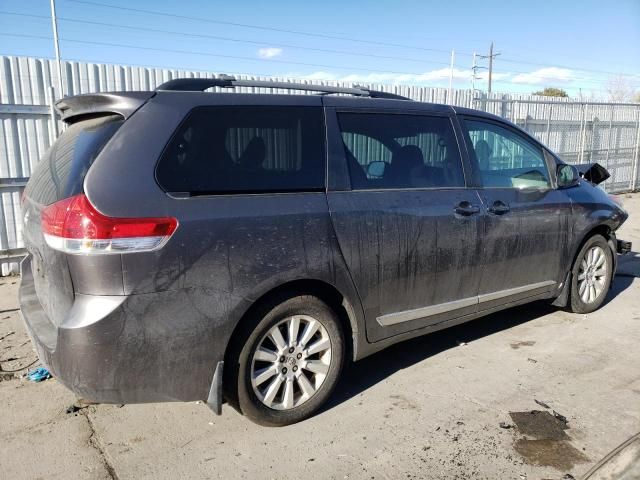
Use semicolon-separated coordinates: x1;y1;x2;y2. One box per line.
533;87;569;97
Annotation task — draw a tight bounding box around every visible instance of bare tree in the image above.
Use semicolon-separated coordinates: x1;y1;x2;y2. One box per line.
606;75;640;102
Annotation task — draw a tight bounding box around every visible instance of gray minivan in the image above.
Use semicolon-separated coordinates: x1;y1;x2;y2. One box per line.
19;78;630;426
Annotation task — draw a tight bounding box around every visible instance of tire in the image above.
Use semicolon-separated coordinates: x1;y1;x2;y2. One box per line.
232;294;345;427
569;234;614;314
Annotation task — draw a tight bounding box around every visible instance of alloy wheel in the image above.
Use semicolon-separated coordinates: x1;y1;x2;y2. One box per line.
250;315;332;410
577;245;608;304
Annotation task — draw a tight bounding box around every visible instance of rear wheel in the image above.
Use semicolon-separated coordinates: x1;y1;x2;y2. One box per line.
569;234;613;314
234;295;344;426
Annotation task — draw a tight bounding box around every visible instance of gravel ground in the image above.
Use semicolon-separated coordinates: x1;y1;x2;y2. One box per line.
1;192;639;480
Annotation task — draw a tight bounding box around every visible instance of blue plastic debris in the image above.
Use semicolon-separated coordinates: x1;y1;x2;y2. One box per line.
26;367;51;382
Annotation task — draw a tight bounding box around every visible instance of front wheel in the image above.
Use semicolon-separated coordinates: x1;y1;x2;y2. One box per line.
234;295;345;426
570;234;614;314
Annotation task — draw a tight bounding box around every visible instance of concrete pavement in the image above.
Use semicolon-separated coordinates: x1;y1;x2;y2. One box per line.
1;192;639;480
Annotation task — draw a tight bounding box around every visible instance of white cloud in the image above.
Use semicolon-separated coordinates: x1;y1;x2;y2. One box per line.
257;47;283;59
511;67;576;85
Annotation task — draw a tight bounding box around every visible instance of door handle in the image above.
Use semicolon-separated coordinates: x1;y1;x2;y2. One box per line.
454;201;481;216
488;201;510;215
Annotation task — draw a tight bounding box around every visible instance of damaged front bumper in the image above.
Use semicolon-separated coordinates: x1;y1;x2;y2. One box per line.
616;239;632;255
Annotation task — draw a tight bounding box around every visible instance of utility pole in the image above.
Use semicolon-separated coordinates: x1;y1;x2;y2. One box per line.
488;42;494;93
50;0;64;99
471;51;487;93
448;49;455;105
478;42;500;95
471;52;478;91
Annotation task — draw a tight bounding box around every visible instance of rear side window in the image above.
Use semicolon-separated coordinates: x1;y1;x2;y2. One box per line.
337;113;465;189
156;106;326;194
25;115;123;205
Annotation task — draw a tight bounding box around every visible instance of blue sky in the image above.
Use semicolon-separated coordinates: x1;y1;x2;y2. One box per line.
1;0;639;98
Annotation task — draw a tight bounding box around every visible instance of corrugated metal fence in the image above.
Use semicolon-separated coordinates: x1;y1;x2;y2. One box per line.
1;55;640;274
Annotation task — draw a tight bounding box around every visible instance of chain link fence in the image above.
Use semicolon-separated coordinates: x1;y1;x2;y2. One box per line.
472;97;640;193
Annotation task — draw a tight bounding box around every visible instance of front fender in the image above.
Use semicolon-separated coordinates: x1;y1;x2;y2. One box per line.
565;182;628;264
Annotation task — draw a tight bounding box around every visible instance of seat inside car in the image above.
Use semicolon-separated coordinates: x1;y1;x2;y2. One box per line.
386;145;424;187
239;137;266;171
474;139;492;170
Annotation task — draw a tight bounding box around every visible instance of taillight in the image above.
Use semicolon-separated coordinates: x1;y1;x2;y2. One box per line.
41;194;178;255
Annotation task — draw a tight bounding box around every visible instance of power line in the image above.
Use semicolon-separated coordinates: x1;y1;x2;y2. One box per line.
80;0;630;79
63;1;640;81
4;32;638;91
6;30;636;89
1;14;634;89
2;8;638;85
0;11;452;67
0;32;462;77
66;0;466;56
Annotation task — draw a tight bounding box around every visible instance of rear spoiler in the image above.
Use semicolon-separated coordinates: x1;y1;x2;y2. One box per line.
575;162;610;185
55;91;155;123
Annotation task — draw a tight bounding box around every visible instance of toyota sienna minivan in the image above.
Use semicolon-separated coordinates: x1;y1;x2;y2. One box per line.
19;77;631;426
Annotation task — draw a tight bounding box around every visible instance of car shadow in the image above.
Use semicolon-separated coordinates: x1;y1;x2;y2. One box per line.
615;251;640;278
324;270;637;413
603;251;639;305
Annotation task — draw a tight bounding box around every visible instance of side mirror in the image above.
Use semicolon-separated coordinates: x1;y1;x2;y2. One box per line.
367;161;386;178
556;164;579;188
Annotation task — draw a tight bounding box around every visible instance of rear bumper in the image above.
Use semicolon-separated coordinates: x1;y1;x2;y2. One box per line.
19;256;228;405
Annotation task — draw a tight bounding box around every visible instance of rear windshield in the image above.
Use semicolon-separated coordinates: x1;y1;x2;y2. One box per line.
25;115;123;206
155;106;326;195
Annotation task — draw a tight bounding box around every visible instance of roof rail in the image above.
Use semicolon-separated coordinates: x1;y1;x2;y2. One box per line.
155;77;410;100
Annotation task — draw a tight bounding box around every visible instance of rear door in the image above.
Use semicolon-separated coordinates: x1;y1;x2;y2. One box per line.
325;107;484;342
459;116;572;309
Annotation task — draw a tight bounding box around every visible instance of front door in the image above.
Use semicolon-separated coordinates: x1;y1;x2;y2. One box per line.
460;116;572;309
325;108;484;342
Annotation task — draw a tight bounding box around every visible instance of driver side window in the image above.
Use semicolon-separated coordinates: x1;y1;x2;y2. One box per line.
464;119;550;189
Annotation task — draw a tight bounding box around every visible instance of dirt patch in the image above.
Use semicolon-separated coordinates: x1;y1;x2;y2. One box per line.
514;439;589;471
509;410;568;440
509;410;588;472
510;340;536;349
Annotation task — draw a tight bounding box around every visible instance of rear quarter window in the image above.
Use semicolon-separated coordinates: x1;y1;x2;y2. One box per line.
25;114;123;206
156;106;326;194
